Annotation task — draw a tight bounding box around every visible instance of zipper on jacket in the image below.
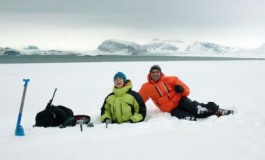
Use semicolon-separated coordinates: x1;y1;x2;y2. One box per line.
162;82;170;93
155;84;163;97
120;101;123;116
112;99;116;122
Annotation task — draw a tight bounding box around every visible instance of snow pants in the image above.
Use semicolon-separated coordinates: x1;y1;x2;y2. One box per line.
170;97;219;121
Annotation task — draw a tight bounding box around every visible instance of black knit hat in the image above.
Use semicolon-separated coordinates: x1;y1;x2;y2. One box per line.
150;65;161;73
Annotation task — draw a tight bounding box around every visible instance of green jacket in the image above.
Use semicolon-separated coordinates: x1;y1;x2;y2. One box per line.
100;80;146;124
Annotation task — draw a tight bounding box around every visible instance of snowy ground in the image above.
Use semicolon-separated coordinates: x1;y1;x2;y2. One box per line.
1;60;265;160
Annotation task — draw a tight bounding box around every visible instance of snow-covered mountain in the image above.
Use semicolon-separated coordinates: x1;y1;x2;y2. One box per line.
143;38;187;52
185;41;240;54
257;43;265;52
1;40;264;56
23;45;39;50
239;43;265;54
0;46;83;56
97;39;246;55
0;47;20;56
22;49;79;55
97;39;147;55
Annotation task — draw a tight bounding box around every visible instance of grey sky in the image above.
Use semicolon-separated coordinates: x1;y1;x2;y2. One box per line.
1;0;264;50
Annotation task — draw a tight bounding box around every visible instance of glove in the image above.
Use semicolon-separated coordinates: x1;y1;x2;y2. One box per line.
175;85;184;93
104;118;111;124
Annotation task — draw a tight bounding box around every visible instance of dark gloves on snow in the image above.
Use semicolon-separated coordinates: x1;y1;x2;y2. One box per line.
175;85;184;93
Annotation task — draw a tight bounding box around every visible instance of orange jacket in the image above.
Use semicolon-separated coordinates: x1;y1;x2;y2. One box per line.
139;73;190;112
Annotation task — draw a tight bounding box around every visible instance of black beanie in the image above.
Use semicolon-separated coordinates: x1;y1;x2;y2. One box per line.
150;65;161;73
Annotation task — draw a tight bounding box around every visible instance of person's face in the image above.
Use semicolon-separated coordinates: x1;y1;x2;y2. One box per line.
150;69;161;82
114;77;124;88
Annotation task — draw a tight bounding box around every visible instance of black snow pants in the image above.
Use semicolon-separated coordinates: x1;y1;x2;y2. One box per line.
170;97;219;121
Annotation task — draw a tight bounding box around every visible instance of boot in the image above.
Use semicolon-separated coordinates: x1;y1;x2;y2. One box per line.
215;108;234;117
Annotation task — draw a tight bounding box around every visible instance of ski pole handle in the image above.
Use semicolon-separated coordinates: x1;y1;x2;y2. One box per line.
47;88;57;107
51;88;57;102
23;79;30;86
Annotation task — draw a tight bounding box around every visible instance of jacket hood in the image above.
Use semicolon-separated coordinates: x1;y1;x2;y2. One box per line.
113;80;132;96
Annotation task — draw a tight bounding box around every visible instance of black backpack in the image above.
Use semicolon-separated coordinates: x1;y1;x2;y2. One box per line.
34;105;77;128
34;88;91;128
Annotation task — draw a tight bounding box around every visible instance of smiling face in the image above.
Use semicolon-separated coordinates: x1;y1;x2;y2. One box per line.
114;77;125;88
150;69;161;82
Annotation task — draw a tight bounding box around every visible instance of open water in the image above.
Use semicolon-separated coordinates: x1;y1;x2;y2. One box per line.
0;55;263;64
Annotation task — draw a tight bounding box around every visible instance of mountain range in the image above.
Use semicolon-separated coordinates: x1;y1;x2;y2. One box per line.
97;39;246;55
1;39;264;56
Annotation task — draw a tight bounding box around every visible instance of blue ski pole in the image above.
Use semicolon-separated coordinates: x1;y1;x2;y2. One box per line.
15;79;30;136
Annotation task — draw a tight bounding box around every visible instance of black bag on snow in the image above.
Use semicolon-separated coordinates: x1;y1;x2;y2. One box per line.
34;89;91;128
34;105;77;128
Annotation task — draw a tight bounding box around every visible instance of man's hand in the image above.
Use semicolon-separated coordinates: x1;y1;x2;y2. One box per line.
175;85;184;93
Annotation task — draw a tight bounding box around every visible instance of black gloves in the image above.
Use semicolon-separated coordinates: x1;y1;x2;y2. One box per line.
175;85;184;93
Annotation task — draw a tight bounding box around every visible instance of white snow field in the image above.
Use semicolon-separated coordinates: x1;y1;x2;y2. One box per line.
1;60;265;160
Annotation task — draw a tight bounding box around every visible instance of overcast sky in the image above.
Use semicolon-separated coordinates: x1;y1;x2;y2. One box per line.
0;0;264;50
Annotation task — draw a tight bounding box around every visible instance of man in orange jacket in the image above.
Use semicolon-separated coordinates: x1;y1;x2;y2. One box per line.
139;65;233;121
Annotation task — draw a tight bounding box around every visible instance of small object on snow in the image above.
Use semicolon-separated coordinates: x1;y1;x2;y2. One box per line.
105;119;111;128
216;108;234;117
80;123;83;131
75;115;91;131
87;122;94;127
75;115;90;124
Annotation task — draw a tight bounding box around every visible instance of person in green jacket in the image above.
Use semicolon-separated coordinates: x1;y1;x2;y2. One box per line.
100;72;146;124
